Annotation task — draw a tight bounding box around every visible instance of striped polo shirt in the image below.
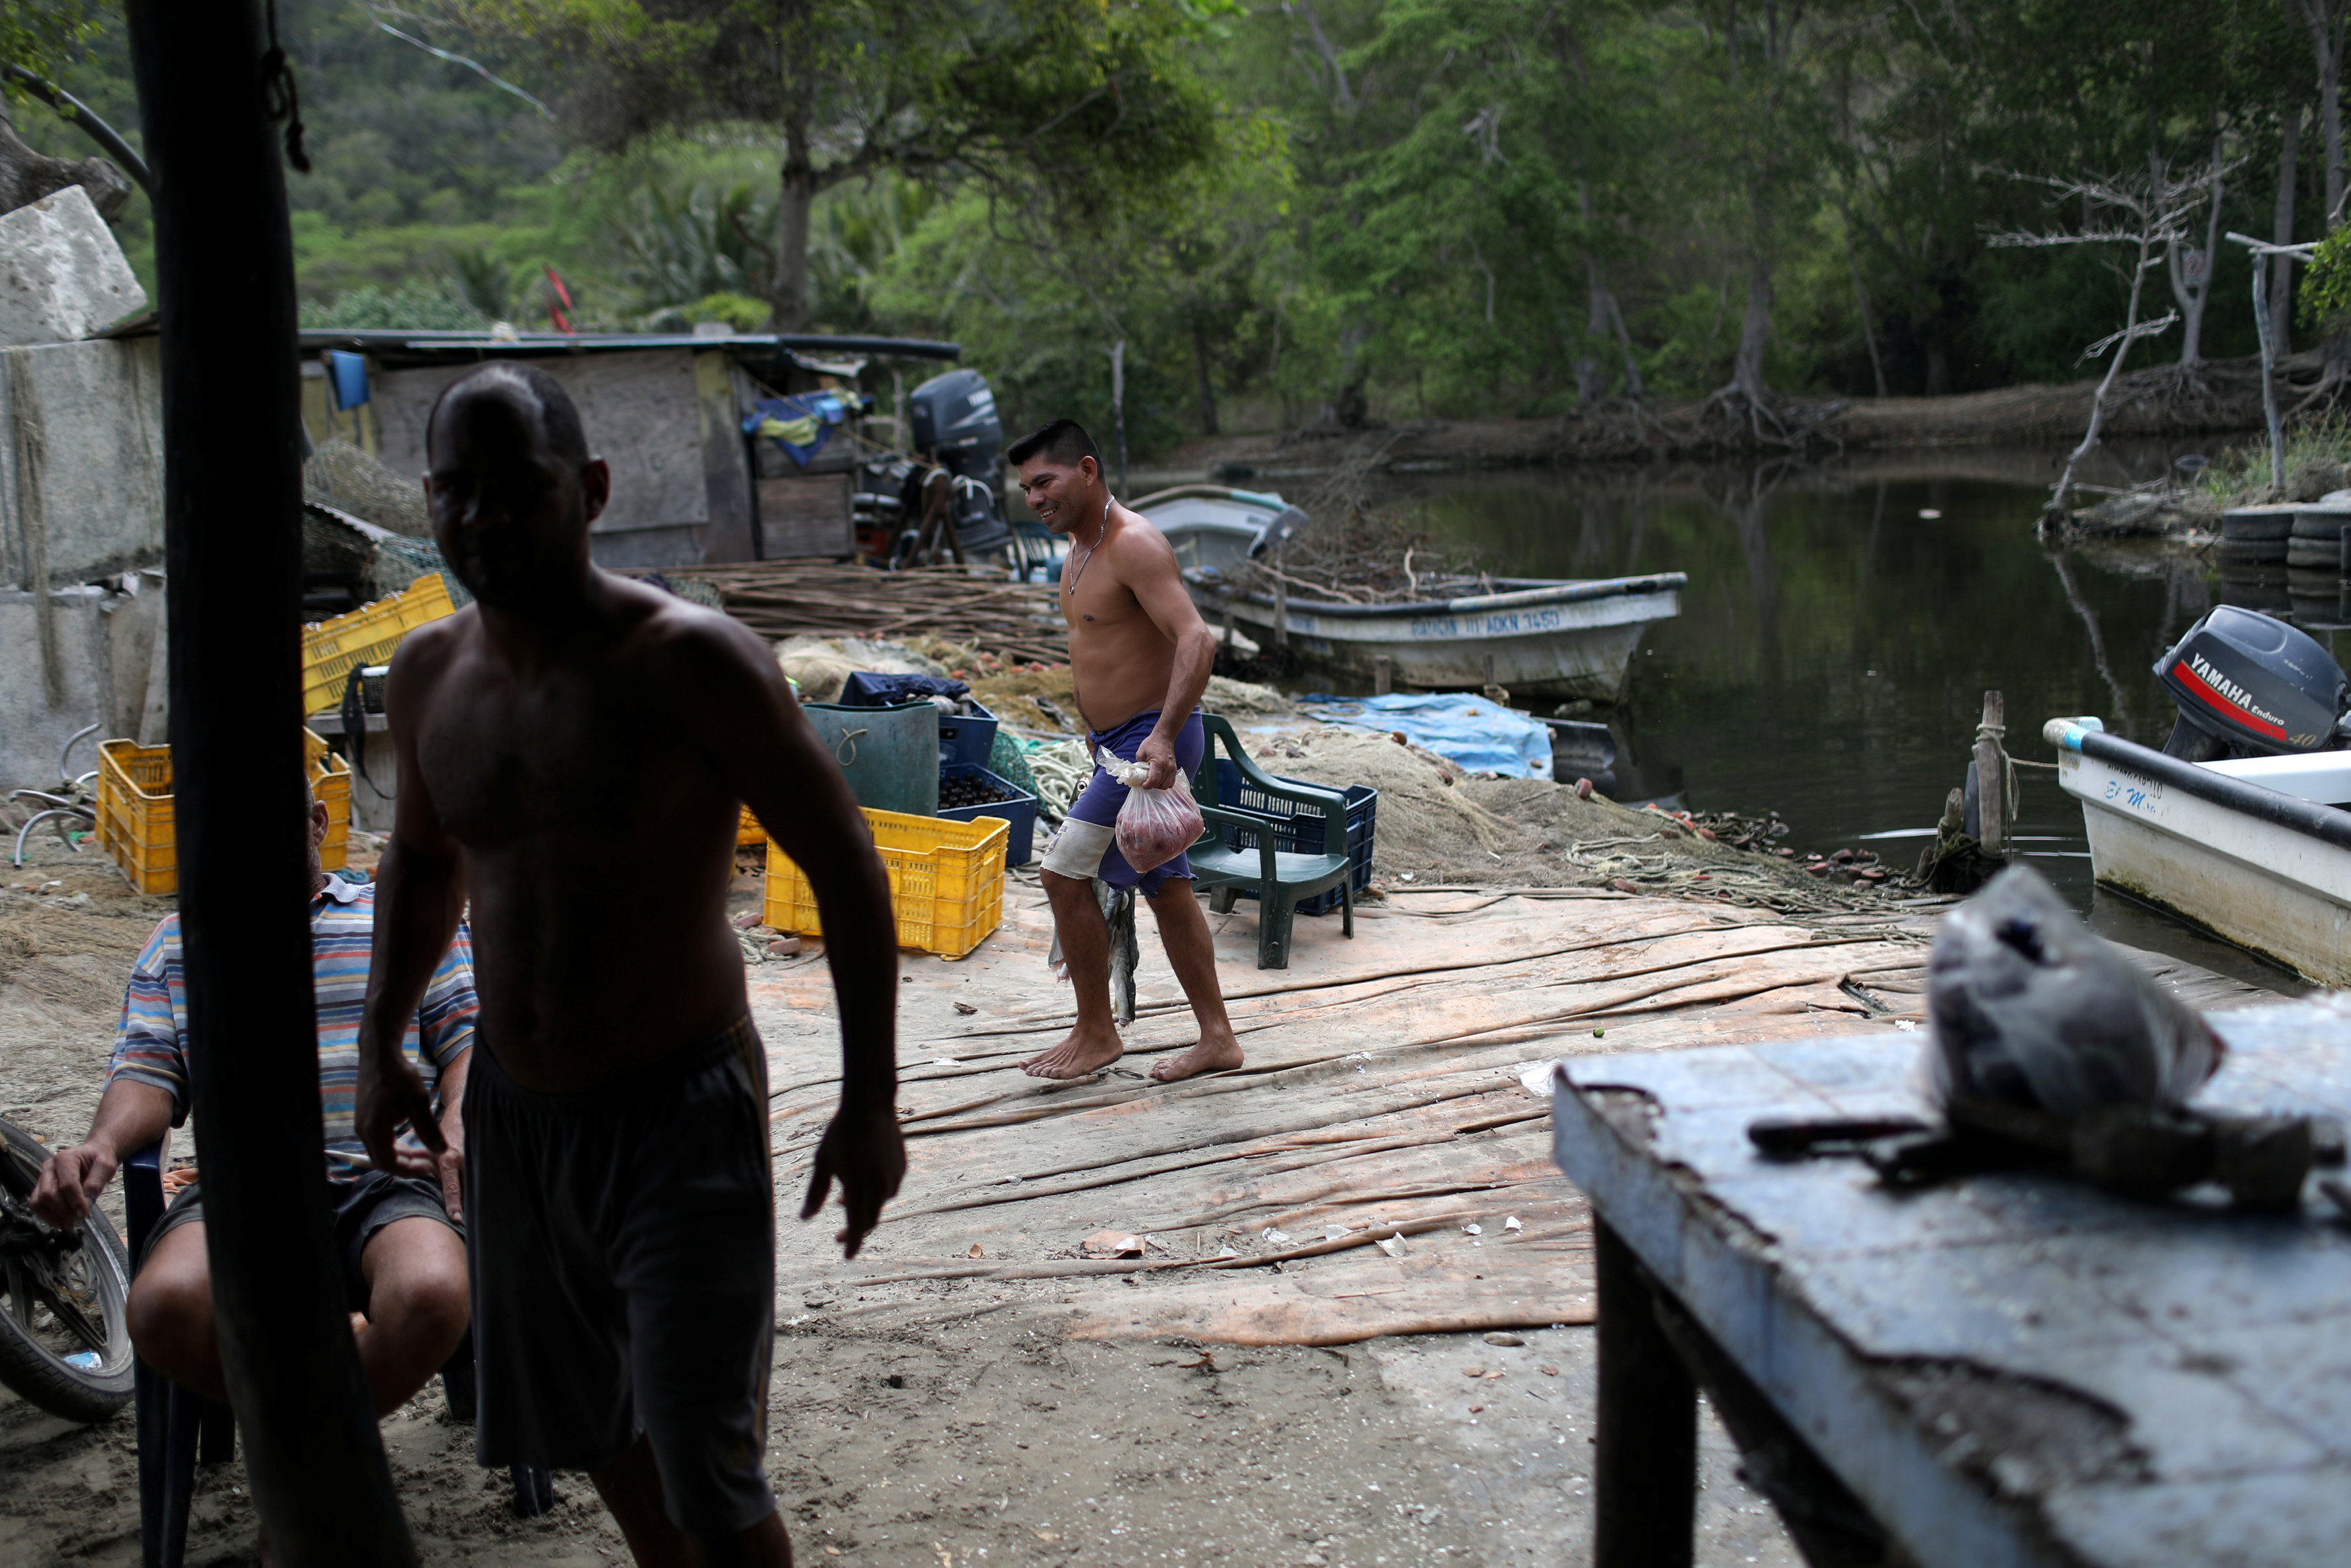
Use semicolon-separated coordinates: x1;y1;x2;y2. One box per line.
106;875;477;1161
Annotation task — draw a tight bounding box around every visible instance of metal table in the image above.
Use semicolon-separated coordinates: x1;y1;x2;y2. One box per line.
1547;1001;2351;1568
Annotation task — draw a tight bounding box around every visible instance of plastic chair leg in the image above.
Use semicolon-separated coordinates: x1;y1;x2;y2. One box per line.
1210;886;1237;915
139;1376;202;1568
196;1397;234;1465
512;1464;554;1518
1259;892;1294;970
1341;876;1354;939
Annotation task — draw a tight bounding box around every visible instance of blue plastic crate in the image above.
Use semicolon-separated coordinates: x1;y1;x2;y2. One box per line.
938;700;1000;771
937;762;1037;867
1206;759;1377;915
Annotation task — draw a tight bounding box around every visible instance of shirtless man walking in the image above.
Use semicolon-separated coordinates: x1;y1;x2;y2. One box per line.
1009;419;1242;1085
355;363;903;1567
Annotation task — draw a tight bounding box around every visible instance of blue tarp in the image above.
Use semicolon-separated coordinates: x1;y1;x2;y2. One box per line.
1295;692;1554;779
744;393;850;467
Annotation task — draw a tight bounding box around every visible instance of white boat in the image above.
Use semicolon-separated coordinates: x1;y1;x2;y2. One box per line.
1190;571;1684;700
1131;482;1683;698
1130;484;1304;573
2046;717;2351;984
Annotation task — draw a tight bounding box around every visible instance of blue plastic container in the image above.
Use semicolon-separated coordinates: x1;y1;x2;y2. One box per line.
937;762;1038;867
1206;759;1378;915
938;699;1000;770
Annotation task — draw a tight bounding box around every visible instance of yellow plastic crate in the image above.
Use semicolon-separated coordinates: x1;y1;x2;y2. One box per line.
764;806;1007;959
738;804;765;847
96;729;351;895
300;572;455;715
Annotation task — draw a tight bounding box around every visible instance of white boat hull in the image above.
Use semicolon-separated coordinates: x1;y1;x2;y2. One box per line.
1194;583;1681;700
2057;741;2351;984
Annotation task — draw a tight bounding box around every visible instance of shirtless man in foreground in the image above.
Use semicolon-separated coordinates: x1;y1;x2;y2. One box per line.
1009;419;1242;1085
355;363;903;1568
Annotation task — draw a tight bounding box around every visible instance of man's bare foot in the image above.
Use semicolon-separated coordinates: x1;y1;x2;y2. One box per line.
1020;1027;1124;1079
1149;1034;1245;1083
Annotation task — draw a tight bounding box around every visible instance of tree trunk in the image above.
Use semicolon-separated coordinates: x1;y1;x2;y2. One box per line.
2294;0;2348;222
1732;246;1773;400
770;120;816;333
1189;312;1218;434
1848;247;1888;397
2169;139;2224;367
1577;182;1607;405
1580;257;1610;405
0;95;131;220
1924;338;1950;397
2273;101;2302;359
1606;293;1645;400
122;0;418;1560
2049;229;2154;525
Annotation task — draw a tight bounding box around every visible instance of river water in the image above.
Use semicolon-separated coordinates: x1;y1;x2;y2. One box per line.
1375;444;2339;989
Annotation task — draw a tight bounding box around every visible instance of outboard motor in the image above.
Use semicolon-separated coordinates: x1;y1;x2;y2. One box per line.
908;369;1008;550
2154;606;2350;761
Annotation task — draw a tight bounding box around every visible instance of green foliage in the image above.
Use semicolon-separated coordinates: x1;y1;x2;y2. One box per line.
2303;226;2351;335
298;281;488;331
19;0;2343;455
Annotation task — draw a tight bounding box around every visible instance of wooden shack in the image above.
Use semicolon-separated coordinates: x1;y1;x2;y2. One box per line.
295;328;959;569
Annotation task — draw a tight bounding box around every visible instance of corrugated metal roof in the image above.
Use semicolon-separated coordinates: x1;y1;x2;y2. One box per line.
291;328;960;362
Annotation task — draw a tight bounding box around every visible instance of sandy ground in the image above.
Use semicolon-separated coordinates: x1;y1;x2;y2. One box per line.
0;823;1816;1567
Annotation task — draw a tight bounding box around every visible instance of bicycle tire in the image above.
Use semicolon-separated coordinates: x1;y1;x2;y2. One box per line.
0;1116;136;1422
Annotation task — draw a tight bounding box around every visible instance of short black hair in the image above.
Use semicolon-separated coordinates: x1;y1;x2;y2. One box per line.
1006;418;1100;470
426;362;590;466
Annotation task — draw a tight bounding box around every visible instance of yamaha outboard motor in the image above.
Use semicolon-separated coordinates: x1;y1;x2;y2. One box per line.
908;369;1008;551
2154;605;2350;761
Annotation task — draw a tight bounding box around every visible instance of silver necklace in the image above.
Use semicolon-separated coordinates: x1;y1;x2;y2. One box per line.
1064;497;1110;595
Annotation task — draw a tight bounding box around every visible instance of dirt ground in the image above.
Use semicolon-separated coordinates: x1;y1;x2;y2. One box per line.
0;826;1810;1568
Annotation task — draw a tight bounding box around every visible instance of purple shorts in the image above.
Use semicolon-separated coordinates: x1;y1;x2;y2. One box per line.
1056;708;1204;895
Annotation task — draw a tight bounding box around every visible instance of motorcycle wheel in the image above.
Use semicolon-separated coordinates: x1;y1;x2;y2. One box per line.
0;1115;136;1422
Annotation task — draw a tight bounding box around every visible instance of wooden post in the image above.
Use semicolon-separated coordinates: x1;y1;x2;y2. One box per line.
123;3;417;1562
1271;540;1289;649
1594;1218;1697;1568
1974;690;2006;856
1220;602;1235;651
2254;252;2287;491
1373;654;1390;695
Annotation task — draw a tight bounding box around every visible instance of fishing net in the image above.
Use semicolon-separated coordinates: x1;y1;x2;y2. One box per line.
304;440;430;538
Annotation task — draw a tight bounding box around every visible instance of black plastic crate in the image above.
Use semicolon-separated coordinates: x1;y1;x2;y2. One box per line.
937;762;1038;867
1207;759;1377;915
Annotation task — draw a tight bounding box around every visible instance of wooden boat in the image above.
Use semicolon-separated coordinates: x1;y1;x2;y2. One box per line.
2045;717;2351;984
1188;570;1683;700
1131;482;1683;698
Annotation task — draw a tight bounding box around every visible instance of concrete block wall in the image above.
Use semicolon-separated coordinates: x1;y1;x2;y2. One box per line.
0;570;161;791
0;336;165;589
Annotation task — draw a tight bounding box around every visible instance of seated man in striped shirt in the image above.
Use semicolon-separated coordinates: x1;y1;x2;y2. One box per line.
29;784;478;1417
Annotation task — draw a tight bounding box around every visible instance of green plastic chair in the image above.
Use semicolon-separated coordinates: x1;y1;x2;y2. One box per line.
1188;714;1356;970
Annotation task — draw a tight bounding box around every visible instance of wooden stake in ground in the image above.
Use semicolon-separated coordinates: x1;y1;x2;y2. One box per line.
124;3;416;1561
1974;690;2006;857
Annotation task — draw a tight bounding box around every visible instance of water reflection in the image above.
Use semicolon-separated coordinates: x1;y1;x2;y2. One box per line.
1375;447;2350;926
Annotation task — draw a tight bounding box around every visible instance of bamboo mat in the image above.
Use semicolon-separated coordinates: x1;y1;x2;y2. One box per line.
744;884;1953;1346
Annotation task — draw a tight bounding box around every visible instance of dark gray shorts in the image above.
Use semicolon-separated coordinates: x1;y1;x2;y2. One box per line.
463;1018;776;1538
142;1169;459;1311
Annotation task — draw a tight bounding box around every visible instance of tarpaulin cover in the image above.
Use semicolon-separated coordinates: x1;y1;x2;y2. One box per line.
744;393;849;467
1295;692;1553;780
838;672;970;706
